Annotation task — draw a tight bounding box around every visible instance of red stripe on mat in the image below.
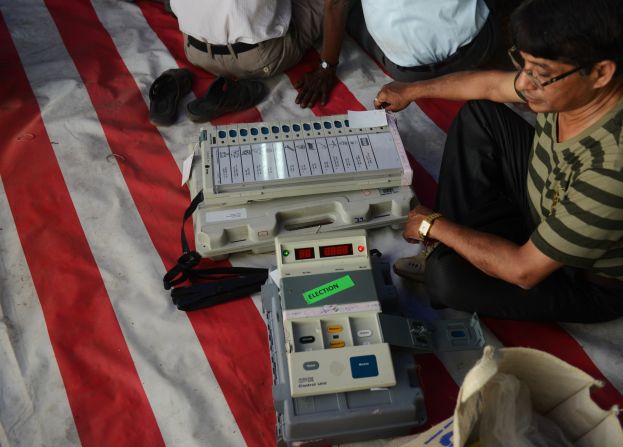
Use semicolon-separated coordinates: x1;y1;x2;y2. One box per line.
44;1;276;445
136;0;262;125
415;98;464;134
482;318;623;421
0;13;164;447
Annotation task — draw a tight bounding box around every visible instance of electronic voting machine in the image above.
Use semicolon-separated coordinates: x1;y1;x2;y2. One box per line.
262;230;485;445
187;114;415;259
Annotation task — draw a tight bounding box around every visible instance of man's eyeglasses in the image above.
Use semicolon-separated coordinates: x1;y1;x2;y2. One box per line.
507;46;585;89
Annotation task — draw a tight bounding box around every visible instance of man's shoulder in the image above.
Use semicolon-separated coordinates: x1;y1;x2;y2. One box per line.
611;104;623;155
593;100;623;171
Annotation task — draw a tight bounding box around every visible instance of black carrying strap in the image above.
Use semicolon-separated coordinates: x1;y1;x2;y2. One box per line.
163;190;205;289
171;267;268;311
163;190;268;311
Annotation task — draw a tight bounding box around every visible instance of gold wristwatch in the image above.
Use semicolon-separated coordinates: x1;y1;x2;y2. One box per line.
417;212;443;241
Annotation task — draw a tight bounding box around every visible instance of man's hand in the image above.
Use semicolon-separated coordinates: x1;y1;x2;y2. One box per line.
403;204;563;289
295;66;337;108
374;81;414;112
402;205;434;243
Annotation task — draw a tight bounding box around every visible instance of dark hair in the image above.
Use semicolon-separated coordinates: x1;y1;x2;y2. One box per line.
510;0;623;75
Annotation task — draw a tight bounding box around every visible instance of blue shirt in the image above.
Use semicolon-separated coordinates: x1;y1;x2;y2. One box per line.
361;0;489;67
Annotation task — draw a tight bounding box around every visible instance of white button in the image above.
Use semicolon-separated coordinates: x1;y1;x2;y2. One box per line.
357;329;372;337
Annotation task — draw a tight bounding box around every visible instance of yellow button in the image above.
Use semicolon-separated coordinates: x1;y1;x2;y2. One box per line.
329;340;345;348
327;325;343;333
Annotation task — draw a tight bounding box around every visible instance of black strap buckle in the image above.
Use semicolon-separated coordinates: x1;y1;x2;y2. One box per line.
162;190;269;311
163;250;202;290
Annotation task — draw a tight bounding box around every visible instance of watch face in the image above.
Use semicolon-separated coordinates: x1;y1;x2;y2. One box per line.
419;220;431;237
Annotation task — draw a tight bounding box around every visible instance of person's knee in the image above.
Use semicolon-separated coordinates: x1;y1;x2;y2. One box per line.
460;99;501;123
445;100;495;152
446;99;510;157
424;249;466;309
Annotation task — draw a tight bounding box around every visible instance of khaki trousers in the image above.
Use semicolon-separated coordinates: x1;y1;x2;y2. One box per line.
183;0;324;79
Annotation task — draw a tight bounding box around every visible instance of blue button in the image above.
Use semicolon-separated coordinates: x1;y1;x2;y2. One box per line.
303;123;311;131
240;128;248;136
323;121;332;129
229;129;237;137
292;124;301;132
313;122;321;130
218;130;227;138
282;125;290;132
334;120;343;128
261;127;269;135
344;119;350;127
272;125;279;133
250;128;259;135
350;355;378;379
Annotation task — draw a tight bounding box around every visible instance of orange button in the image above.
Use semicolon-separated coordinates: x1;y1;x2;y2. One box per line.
327;325;343;333
329;340;346;348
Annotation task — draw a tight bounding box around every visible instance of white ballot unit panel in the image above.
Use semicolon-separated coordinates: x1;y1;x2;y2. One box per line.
187;115;415;259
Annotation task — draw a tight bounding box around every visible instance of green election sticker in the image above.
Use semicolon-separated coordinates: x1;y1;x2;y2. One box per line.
303;275;355;304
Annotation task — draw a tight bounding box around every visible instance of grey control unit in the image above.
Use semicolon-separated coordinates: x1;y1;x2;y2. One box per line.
262;230;485;446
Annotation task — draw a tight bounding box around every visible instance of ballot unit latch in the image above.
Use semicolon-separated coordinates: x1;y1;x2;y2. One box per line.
379;313;485;353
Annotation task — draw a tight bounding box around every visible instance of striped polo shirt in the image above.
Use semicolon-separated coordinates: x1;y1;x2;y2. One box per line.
527;97;623;281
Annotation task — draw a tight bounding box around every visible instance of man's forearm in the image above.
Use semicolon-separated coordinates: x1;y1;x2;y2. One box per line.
429;218;543;289
400;70;521;103
321;0;350;65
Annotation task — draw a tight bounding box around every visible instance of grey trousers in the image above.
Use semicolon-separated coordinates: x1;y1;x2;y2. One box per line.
183;0;324;79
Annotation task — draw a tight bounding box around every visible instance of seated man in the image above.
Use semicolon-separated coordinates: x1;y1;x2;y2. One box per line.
169;0;324;79
295;0;496;107
374;0;623;322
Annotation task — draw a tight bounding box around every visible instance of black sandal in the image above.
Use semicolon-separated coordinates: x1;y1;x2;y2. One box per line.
149;68;193;126
186;77;267;123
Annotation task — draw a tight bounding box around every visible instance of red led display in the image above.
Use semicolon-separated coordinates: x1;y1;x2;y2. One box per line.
294;247;315;260
319;243;353;258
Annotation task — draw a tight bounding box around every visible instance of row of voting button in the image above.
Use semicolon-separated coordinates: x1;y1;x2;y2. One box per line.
217;120;351;139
